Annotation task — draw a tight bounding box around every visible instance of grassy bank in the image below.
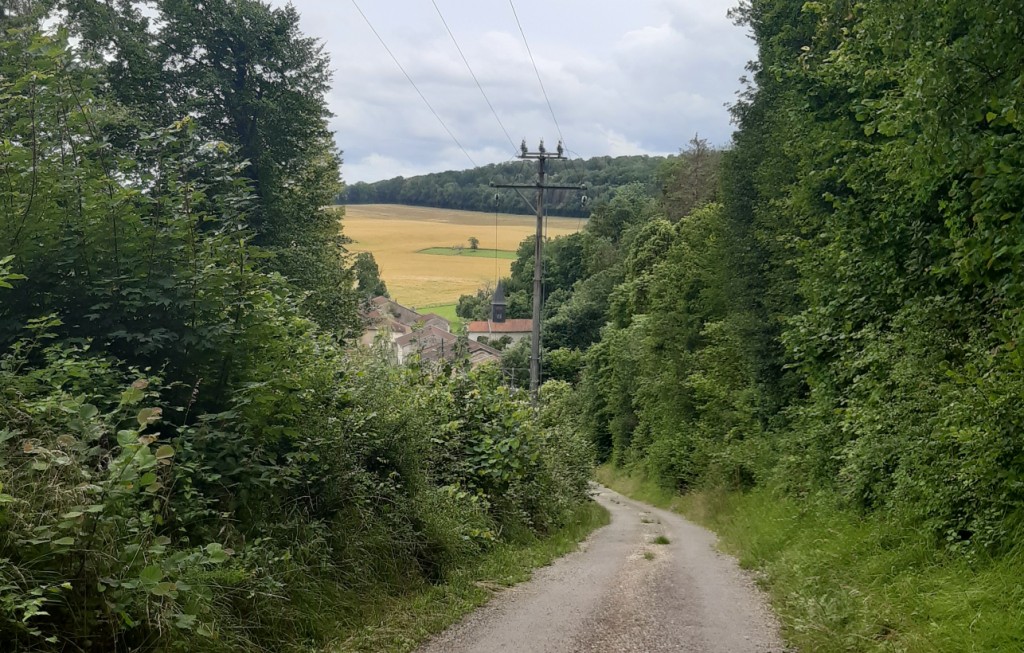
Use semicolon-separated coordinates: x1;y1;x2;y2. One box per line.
325;500;609;652
596;466;1024;652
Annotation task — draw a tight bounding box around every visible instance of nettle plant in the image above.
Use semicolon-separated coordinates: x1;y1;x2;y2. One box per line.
0;316;228;648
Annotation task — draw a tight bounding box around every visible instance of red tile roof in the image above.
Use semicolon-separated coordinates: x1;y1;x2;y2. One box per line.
466;319;533;334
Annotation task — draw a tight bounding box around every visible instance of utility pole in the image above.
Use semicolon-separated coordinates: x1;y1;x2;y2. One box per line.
493;139;585;403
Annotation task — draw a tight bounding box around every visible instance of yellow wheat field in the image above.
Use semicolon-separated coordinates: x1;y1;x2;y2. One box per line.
340;204;581;308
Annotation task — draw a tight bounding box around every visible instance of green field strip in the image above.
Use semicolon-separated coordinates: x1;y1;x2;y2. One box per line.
417;247;517;259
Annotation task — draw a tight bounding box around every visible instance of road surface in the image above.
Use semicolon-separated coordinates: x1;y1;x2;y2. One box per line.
418;484;786;653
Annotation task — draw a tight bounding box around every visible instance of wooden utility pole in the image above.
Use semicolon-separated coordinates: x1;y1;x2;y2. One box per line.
493;139;585;402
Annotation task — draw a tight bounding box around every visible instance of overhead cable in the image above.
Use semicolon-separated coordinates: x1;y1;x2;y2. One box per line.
350;0;477;168
508;0;565;146
508;1;588;215
431;0;519;156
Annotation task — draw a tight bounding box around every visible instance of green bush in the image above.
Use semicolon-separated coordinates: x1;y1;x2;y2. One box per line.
0;32;595;651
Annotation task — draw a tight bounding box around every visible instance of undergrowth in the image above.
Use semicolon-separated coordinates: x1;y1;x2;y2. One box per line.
598;465;1024;653
326;500;609;652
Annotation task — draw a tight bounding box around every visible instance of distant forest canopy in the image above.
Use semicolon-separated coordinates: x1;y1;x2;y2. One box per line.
340;150;720;218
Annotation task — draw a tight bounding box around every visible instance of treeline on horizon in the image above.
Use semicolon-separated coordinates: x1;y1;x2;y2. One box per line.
340;153;699;218
0;2;592;651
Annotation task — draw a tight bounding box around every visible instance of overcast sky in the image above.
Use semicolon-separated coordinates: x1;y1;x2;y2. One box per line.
276;1;755;183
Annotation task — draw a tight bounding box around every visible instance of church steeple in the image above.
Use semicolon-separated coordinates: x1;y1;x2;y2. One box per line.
491;282;507;323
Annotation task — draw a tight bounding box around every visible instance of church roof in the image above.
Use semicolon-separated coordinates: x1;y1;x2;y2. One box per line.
492;282;506;305
466;318;533;334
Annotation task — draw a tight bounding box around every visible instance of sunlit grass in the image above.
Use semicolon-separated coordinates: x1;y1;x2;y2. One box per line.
598;464;1024;653
420;303;459;322
418;247;517;259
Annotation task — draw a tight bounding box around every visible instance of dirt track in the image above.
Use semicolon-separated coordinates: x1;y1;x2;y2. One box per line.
417;485;786;653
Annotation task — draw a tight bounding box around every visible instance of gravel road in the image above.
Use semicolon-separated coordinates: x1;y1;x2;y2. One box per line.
417;484;786;653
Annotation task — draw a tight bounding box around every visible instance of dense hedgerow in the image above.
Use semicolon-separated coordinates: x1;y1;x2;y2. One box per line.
0;262;592;651
578;0;1024;559
0;23;593;652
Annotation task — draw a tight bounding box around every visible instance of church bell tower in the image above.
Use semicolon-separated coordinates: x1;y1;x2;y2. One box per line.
491;282;507;323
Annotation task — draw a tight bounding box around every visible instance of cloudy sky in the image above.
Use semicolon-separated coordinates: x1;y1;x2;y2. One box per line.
277;1;755;183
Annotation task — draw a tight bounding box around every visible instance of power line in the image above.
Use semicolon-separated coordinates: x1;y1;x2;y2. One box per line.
508;0;589;227
350;0;477;168
431;0;519;156
493;143;585;401
508;0;564;146
567;148;590;230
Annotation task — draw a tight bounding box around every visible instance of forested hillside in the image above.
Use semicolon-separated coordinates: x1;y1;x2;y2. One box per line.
342;151;717;218
580;0;1024;553
8;0;1024;648
0;3;593;651
474;0;1023;648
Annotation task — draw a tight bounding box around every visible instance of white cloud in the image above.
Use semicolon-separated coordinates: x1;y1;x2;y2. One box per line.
616;23;679;52
277;0;754;182
601;128;662;157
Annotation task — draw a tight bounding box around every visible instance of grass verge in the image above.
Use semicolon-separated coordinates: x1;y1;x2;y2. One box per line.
417;247;517;259
323;500;609;652
597;464;1024;653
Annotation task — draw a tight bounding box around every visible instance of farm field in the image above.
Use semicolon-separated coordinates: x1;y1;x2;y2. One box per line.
341;204;581;308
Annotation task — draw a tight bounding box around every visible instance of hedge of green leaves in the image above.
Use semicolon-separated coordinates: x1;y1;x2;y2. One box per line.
0;24;592;652
578;0;1024;558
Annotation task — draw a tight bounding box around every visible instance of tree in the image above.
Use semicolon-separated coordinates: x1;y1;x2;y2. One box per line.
658;135;722;221
63;0;359;335
352;252;388;299
0;31;263;387
468;236;480;250
342;154;667;217
456;286;492;320
0;17;596;653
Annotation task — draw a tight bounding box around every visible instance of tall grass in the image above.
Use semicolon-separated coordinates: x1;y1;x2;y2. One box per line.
598;465;1024;653
323;501;609;652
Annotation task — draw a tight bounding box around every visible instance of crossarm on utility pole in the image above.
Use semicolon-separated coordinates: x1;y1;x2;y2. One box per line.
490;141;585;404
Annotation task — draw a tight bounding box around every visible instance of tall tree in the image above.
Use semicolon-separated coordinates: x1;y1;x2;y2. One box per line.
63;0;358;334
352;252;388;299
658;135;722;222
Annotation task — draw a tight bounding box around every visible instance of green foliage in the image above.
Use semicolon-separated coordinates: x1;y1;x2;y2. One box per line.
657;135;721;222
353;251;389;299
0;29;271;394
456;286;493;321
0;344;225;649
585;0;1024;569
499;338;531;389
0;18;595;653
62;0;359;336
542;348;584;384
0;310;594;650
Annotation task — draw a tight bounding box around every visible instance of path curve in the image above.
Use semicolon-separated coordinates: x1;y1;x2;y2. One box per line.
417;484;786;653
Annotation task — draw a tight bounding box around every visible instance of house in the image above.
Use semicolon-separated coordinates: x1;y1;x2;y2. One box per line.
418;337;502;368
466;283;532;345
361;296;449;346
359;296;499;368
394;325;456;364
358;308;411;347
